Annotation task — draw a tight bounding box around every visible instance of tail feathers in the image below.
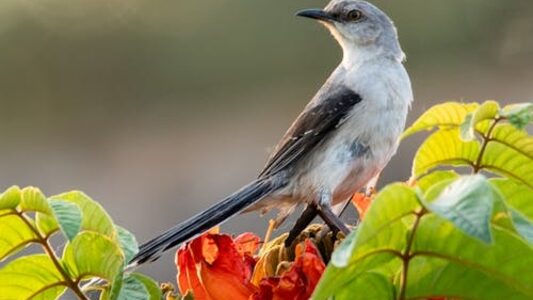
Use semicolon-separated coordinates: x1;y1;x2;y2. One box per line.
127;177;281;269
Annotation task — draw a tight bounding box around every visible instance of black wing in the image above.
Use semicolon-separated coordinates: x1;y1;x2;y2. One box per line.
259;87;362;178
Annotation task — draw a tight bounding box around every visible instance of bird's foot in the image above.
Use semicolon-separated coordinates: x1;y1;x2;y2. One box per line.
284;204;319;247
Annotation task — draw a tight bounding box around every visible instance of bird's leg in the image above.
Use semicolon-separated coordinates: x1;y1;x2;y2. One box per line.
316;204;350;235
285;189;351;247
285;204;319;247
316;189;350;235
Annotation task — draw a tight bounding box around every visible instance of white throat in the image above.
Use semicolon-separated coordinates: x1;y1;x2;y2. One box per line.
328;27;405;69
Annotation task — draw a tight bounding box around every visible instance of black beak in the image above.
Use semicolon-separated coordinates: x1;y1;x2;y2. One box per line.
296;9;335;22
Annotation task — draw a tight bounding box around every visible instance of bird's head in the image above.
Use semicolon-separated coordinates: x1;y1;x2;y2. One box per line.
297;0;404;63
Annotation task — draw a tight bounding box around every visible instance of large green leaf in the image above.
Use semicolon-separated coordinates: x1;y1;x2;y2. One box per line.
331;184;419;267
0;255;67;300
115;275;148;300
316;272;395;300
116;225;139;263
425;175;494;243
0;215;38;261
481;139;533;188
490;178;533;220
489;179;533;243
416;170;459;193
18;187;51;214
402;102;478;138
413;127;533;187
38;191;115;238
501;102;533;129
460;100;500;141
63;231;124;282
113;273;161;300
509;209;533;244
102;273;160;300
36;211;60;238
0;186;21;211
407;215;533;299
49;199;82;241
129;273;161;300
413;128;480;177
314;184;420;299
490;123;533;160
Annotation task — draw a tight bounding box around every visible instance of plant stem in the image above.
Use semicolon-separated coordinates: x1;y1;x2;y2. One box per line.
398;208;426;300
472;117;501;173
17;211;90;300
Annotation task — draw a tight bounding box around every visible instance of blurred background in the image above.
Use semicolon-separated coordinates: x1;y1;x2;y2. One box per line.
0;0;532;280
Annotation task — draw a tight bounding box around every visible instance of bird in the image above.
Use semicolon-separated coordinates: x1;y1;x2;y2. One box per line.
129;0;413;268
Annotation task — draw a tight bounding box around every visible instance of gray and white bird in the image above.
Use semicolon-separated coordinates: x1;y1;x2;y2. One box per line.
129;0;412;268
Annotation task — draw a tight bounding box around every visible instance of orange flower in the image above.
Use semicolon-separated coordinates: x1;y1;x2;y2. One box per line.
252;240;326;300
176;229;328;300
176;232;259;300
351;192;372;219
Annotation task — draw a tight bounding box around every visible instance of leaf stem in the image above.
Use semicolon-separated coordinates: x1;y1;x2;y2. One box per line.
16;211;90;300
472;117;502;173
398;208;426;300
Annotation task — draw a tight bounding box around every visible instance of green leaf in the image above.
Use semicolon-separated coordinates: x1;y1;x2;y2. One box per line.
408;215;533;299
482;140;533;188
0;255;67;299
402;102;479;139
490;178;533;220
36;211;60;238
331;184;418;268
104;273;160;300
460;100;500;141
47;191;116;238
416;170;459;193
490;123;533;160
63;231;124;282
116;226;139;263
509;209;533;244
313;272;395;300
413;128;480;177
0;186;21;211
501;102;533;129
489;180;532;244
425;175;494;243
129;273;162;300
0;215;38;261
422;177;457;202
19;187;51;214
101;272;124;300
116;274;149;300
315;184;420;299
49;199;82;241
413;126;533;187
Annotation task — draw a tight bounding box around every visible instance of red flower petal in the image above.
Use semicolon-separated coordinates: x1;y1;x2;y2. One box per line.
234;232;261;257
252;239;326;300
176;244;209;299
176;232;258;300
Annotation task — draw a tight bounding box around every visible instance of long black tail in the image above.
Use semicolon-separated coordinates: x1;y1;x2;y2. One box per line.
127;177;283;269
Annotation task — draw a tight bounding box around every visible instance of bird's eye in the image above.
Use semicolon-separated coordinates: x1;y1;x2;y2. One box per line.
346;9;363;21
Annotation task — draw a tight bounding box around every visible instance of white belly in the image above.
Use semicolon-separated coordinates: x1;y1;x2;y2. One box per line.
292;110;404;205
